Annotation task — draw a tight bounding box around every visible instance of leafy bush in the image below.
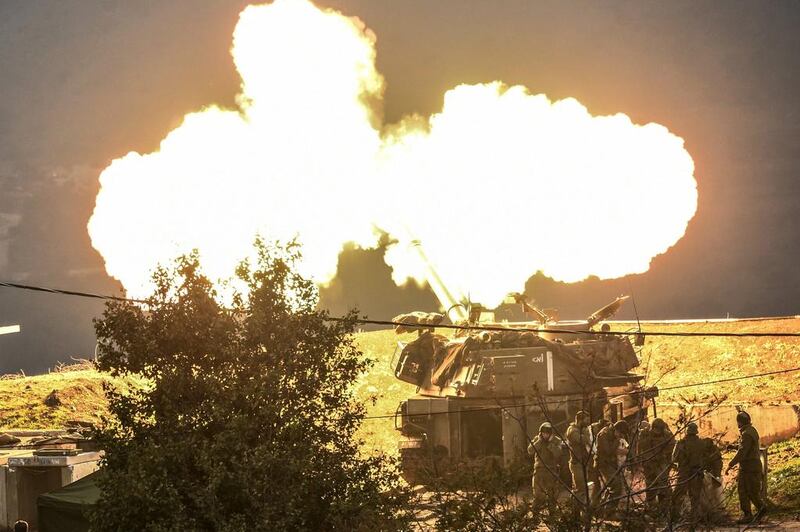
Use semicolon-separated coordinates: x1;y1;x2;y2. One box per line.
89;241;411;531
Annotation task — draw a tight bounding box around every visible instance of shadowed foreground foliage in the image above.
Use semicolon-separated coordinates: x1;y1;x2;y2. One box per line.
89;242;411;531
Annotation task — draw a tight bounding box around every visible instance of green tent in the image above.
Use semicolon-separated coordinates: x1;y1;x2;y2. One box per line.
37;471;101;532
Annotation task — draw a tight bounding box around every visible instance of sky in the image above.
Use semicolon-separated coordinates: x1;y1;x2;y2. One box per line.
0;0;799;373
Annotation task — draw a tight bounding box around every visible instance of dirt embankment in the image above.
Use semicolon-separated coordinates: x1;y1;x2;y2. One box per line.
614;317;800;403
0;361;145;431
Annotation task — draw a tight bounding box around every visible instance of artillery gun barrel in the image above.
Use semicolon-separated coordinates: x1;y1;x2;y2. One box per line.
410;240;469;322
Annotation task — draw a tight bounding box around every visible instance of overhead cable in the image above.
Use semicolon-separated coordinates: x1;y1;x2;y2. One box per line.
1;280;797;423
2;280;800;338
0;281;146;303
360;364;800;421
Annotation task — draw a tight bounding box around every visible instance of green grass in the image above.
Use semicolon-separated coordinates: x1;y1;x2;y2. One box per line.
0;332;415;454
610;318;800;403
0;361;146;431
765;437;800;515
353;330;418;456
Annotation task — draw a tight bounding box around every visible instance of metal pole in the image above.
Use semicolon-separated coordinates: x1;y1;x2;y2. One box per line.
760;446;769;500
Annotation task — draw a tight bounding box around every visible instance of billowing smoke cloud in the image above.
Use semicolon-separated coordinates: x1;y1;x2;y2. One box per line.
88;0;697;308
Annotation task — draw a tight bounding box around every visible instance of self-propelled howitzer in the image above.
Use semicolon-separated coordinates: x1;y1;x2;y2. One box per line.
390;296;656;482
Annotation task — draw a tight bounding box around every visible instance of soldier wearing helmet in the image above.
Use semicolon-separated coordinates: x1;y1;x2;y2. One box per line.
565;411;592;504
528;422;564;510
590;417;610;441
594;419;629;513
726;411;766;524
671;422;705;522
638;417;674;514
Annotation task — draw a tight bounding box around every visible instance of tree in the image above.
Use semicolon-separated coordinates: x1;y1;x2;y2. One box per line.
90;241;411;531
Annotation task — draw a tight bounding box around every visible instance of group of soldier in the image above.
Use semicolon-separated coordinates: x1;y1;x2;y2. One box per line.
527;410;767;524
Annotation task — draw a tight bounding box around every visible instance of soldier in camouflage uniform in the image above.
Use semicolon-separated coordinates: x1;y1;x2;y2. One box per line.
671;422;705;522
587;417;610;506
594;420;628;513
558;435;573;491
700;436;724;518
726;411;766;524
528;422;564;510
565;411;592;504
590;417;610;442
638;417;674;513
703;437;723;480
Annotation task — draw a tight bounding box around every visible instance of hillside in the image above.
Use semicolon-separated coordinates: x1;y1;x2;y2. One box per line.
613;317;800;403
1;318;797;447
353;330;418;454
0;330;415;453
0;361;146;431
355;319;800;454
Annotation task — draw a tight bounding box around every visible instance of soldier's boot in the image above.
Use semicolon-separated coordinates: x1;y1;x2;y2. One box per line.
735;513;754;524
